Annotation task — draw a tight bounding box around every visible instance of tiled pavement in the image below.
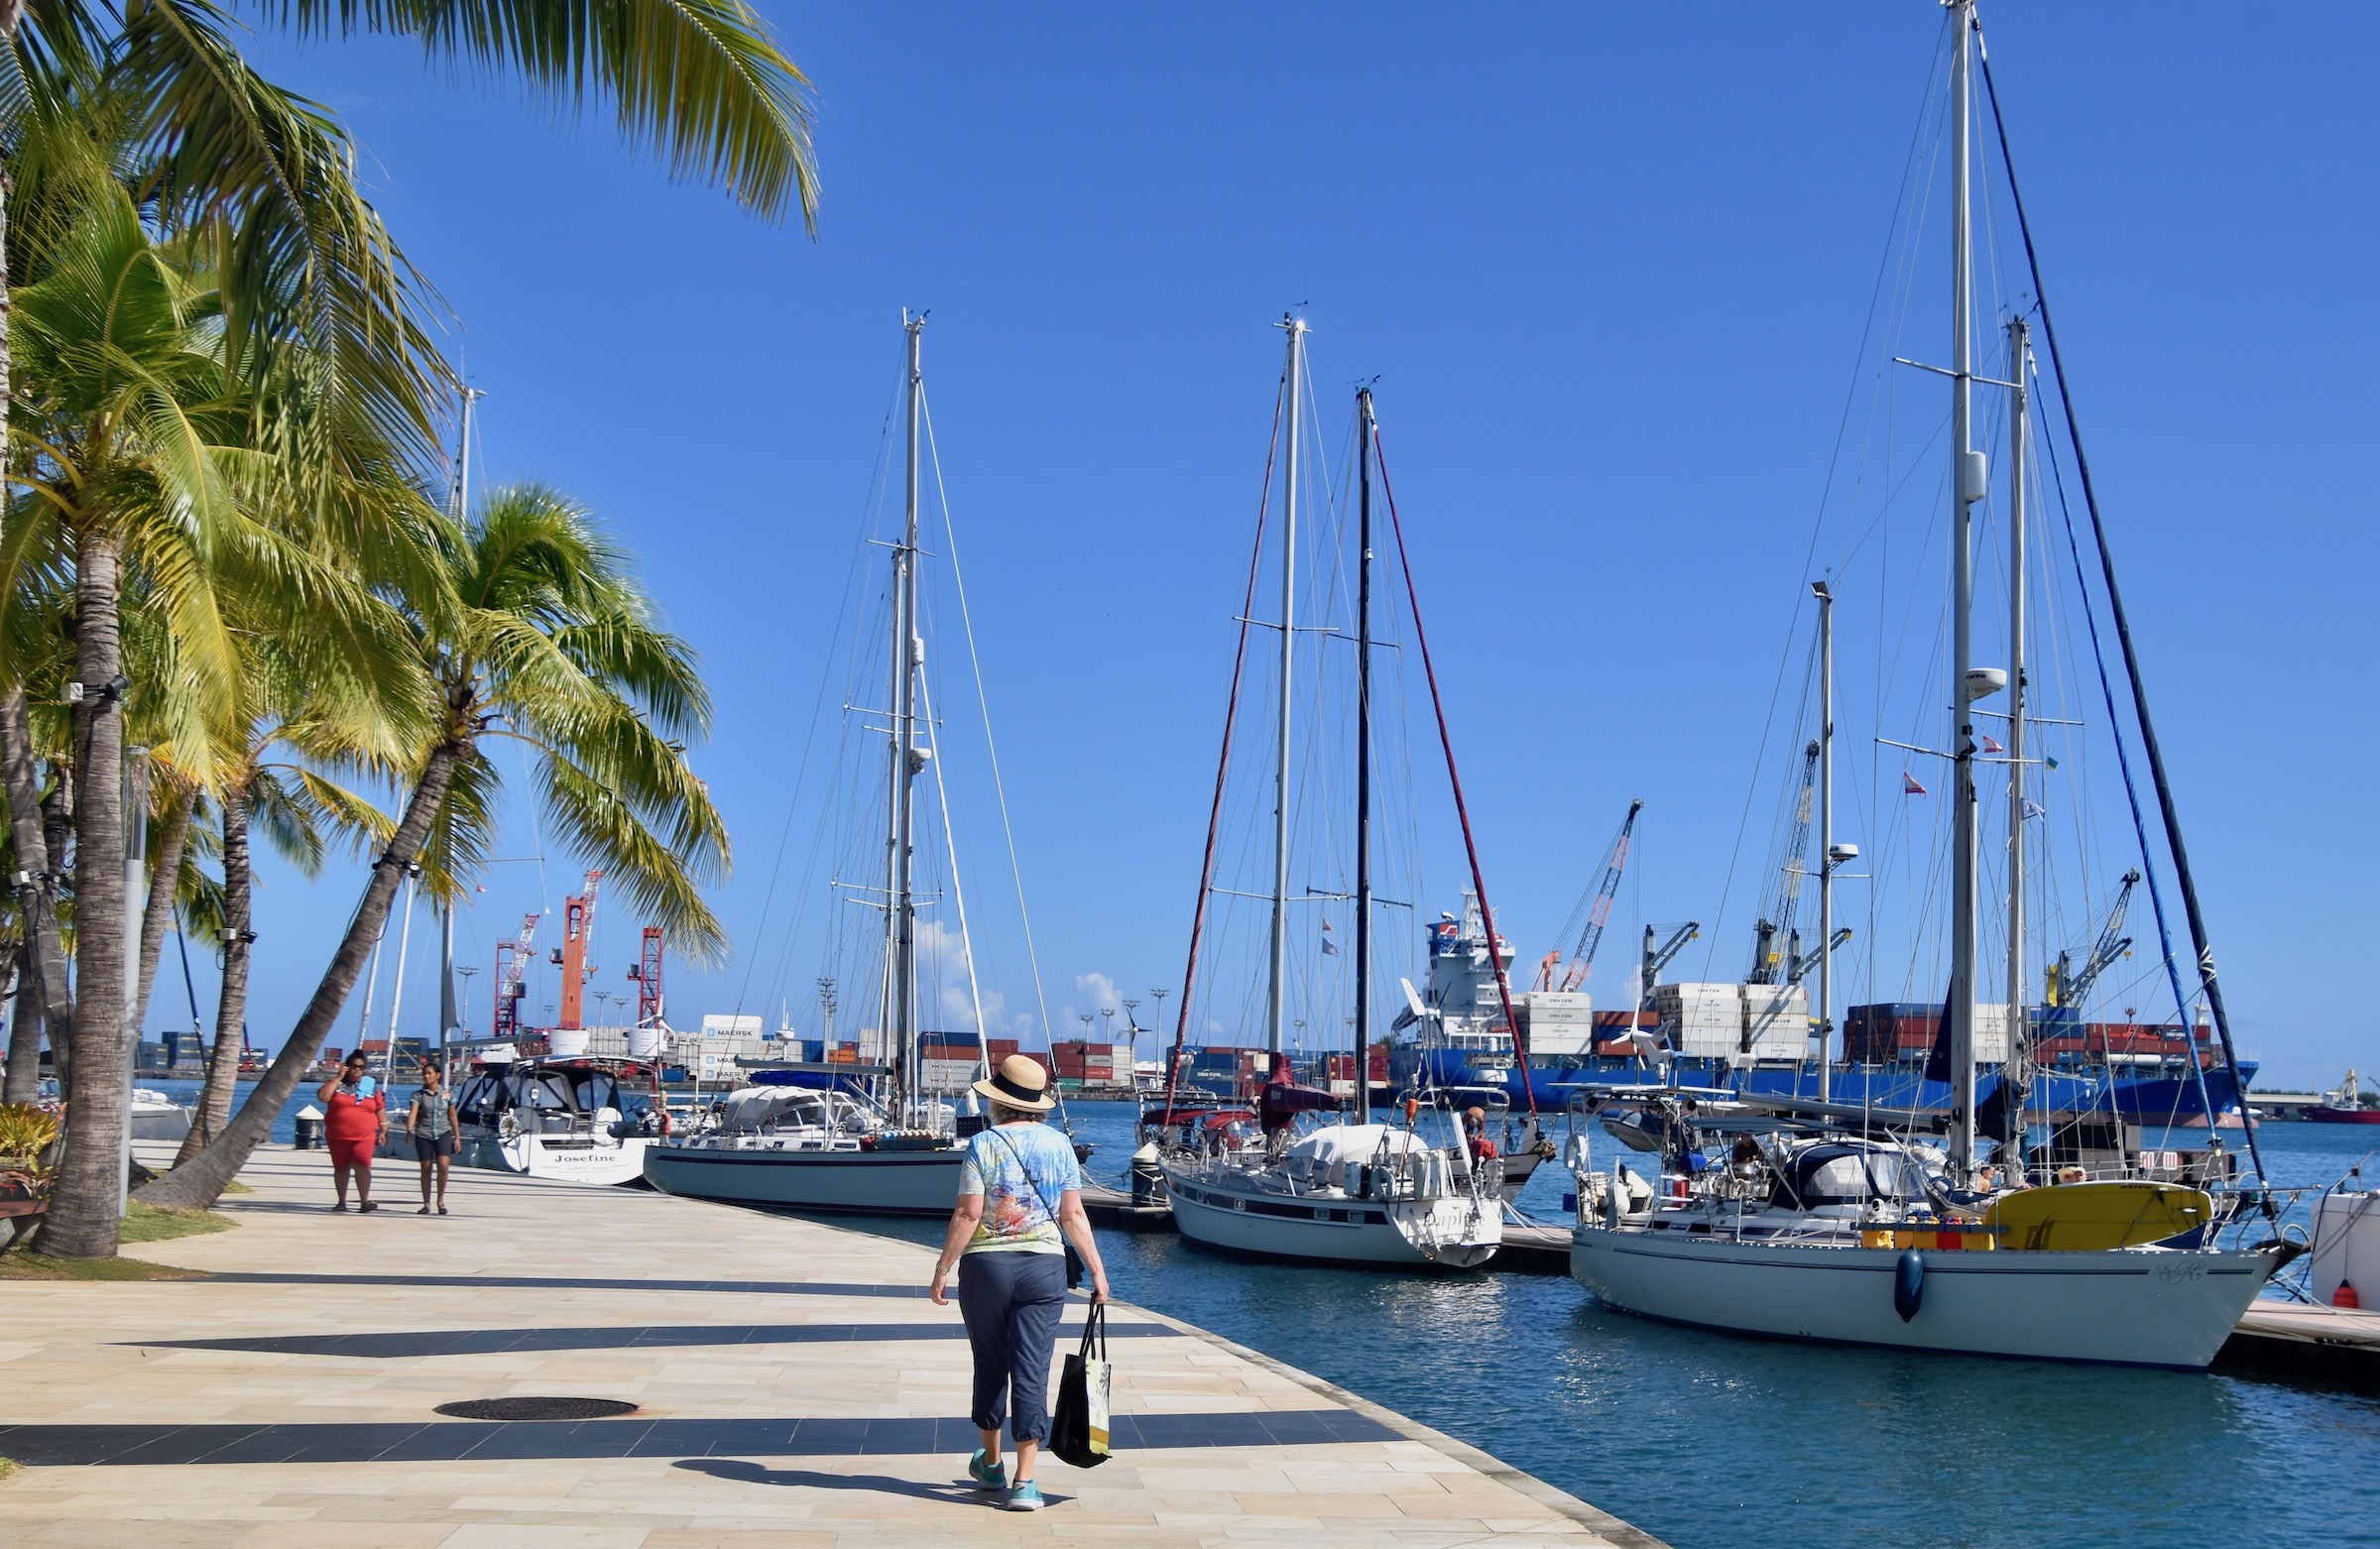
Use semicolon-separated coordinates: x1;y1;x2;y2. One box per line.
0;1144;1661;1548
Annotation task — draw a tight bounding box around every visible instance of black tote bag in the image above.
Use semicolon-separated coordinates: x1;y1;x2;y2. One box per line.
1050;1301;1112;1469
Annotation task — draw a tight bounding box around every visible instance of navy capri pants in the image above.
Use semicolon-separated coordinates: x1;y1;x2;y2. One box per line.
957;1251;1068;1443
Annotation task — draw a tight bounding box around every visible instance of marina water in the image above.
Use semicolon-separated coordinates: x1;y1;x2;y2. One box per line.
149;1081;2380;1547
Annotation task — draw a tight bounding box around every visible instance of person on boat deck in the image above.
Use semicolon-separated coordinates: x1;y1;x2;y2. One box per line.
408;1058;459;1215
1729;1135;1763;1181
931;1054;1109;1514
1463;1106;1500;1163
317;1053;389;1212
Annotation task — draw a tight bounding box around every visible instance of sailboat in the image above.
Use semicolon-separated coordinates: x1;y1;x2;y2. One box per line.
644;315;980;1216
1160;331;1501;1269
1567;3;2285;1368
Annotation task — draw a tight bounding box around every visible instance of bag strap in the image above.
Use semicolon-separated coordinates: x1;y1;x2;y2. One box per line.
1076;1300;1107;1362
990;1127;1063;1222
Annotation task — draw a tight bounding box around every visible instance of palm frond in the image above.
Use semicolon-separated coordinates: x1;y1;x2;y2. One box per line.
274;0;816;227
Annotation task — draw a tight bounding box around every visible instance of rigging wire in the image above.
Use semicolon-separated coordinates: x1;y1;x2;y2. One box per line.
919;392;1070;1126
1975;26;2262;1190
1702;13;1958;982
1369;416;1535;1116
1163;371;1285;1119
734;375;904;1027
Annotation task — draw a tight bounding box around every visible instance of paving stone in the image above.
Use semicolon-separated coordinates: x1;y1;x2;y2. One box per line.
0;1143;1652;1548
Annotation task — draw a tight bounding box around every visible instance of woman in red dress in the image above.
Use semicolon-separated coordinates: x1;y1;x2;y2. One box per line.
317;1053;390;1212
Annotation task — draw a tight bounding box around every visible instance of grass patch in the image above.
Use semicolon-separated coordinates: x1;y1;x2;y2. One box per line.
0;1456;18;1481
119;1201;234;1245
221;1179;255;1194
0;1251;204;1281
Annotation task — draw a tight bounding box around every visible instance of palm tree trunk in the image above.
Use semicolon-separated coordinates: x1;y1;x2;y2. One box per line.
131;793;191;1034
139;737;463;1211
3;935;39;1103
0;687;75;1092
174;786;249;1164
39;533;131;1258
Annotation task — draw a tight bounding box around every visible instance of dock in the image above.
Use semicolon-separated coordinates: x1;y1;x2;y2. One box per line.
0;1144;1662;1547
2216;1299;2380;1390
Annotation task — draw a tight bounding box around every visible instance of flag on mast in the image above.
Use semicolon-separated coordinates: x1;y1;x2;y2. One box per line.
1903;772;1928;795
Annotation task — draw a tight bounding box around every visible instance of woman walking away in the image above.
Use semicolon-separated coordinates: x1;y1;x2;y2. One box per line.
317;1054;388;1212
409;1059;459;1215
930;1055;1109;1512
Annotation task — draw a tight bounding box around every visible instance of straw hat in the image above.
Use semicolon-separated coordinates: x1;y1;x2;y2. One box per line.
973;1053;1056;1113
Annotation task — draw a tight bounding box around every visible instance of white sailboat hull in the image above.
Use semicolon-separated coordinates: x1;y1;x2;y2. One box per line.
1165;1166;1500;1269
1570;1224;2271;1369
643;1142;967;1216
458;1131;652;1187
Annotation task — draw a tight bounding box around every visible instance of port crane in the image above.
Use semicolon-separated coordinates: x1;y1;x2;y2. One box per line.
628;927;665;1027
2046;869;2139;1012
550;870;603;1028
491;912;539;1038
1747;741;1823;986
1543;799;1643;993
1639;921;1700;998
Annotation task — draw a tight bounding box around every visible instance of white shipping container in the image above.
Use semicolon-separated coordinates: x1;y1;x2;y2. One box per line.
1743;985;1812;1059
1520;991;1595;1027
1529;1028;1597;1058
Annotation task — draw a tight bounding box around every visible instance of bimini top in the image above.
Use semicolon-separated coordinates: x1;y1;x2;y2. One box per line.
1769;1141;1931;1210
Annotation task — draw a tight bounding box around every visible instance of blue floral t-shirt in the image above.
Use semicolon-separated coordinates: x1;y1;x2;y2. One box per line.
957;1122;1082;1255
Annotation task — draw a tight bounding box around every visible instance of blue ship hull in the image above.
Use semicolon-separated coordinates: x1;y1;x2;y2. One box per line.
1391;1047;2253;1120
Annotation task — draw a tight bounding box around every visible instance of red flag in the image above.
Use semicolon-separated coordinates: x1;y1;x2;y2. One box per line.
1980;734;2004;754
1903;772;1928;795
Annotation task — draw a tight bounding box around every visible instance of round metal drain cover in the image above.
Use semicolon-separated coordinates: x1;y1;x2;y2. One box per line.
434;1396;640;1422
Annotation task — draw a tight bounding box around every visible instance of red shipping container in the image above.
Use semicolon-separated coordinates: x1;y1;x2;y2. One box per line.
988;1038;1021;1056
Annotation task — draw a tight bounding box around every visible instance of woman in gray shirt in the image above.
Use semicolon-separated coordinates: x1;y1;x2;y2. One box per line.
407;1059;459;1215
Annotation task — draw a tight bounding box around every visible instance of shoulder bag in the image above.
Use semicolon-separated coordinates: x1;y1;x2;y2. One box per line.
1050;1301;1112;1469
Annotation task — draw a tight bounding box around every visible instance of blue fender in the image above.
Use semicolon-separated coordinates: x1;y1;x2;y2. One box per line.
1894;1250;1925;1323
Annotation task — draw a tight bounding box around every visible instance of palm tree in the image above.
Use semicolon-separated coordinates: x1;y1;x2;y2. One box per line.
15;0;810;1254
171;631;414;1161
143;482;728;1209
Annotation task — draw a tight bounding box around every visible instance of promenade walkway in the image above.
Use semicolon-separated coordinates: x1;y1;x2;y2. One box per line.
0;1145;1660;1548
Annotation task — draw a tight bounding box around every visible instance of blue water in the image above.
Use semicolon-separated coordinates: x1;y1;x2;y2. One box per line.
878;1102;2380;1549
145;1081;2380;1548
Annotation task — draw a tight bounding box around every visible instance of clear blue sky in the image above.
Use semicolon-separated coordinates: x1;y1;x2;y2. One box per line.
180;4;2375;1091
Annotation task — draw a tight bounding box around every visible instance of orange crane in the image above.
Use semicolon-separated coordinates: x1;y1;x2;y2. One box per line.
553;870;603;1029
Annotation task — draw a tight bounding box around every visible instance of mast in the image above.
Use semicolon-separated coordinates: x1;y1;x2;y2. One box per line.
2002;317;2032;1181
888;313;926;1110
1354;386;1375;1123
438;386;479;1081
1812;580;1835;1104
1267;316;1305;1058
1946;0;1985;1178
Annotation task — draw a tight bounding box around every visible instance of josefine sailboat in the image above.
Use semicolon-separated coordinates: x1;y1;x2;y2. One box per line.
1159;331;1502;1269
1568;2;2287;1368
645;315;1002;1216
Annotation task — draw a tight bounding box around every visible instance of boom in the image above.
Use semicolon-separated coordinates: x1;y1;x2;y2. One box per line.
1748;741;1823;985
1556;799;1644;993
2049;869;2139;1011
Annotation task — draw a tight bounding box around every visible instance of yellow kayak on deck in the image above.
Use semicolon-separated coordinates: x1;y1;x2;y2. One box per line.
1983;1180;2213;1251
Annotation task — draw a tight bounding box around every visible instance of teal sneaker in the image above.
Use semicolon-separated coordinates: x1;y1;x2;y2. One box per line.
1006;1481;1044;1512
968;1449;1007;1491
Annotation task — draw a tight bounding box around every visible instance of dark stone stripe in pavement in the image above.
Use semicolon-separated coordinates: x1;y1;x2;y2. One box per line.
131;1321;1179;1360
204;1272;932;1299
0;1409;1397;1467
